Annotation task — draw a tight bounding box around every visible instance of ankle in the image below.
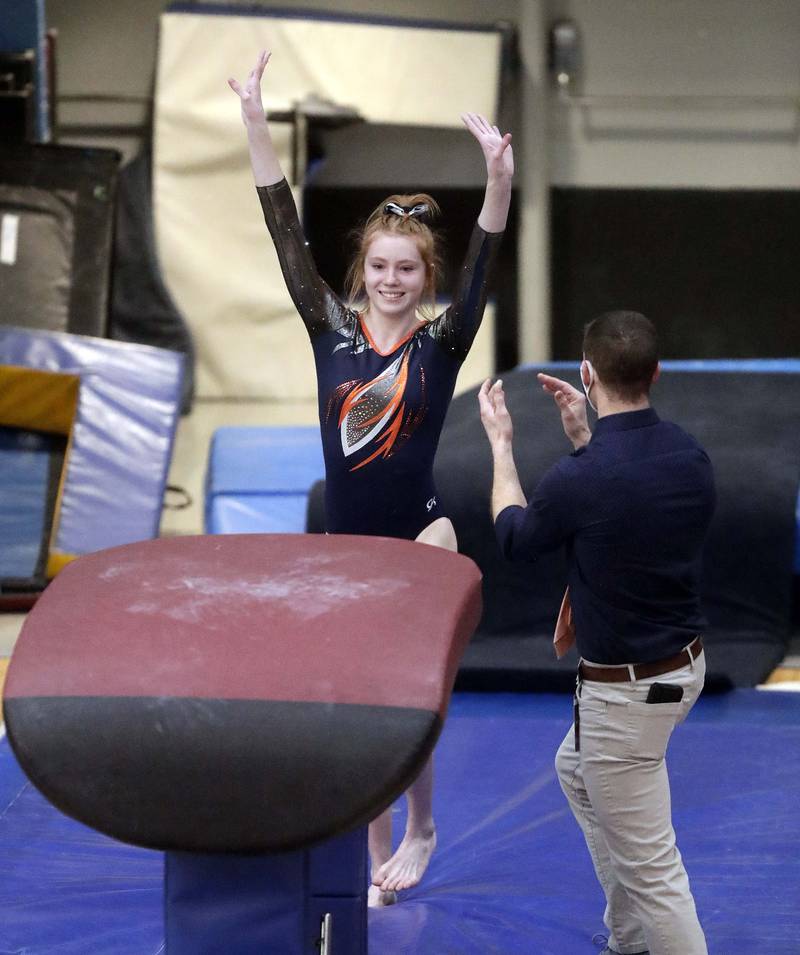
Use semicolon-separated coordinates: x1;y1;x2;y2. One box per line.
406;821;435;841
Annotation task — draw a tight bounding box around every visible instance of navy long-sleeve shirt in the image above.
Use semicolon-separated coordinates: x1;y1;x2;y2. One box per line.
495;407;716;665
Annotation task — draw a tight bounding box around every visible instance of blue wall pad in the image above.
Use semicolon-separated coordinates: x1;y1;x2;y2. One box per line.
205;426;324;533
2;690;799;953
0;428;55;580
0;326;184;562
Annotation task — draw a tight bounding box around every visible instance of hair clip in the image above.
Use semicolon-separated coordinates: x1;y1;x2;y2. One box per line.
384;201;430;220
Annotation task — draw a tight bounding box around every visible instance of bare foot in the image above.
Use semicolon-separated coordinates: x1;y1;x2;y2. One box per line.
368;885;398;907
372;828;437;892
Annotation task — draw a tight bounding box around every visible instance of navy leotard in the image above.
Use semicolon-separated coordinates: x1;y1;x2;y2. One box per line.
258;179;503;540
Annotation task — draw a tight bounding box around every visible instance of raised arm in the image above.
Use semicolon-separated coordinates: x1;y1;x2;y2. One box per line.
478;378;527;519
461;112;514;234
228;51;348;336
427;114;512;360
228;50;284;187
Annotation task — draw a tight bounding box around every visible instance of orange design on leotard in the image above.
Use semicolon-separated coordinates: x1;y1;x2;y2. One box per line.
338;348;412;471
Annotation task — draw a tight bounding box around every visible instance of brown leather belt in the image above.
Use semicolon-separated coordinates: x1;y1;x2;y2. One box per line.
578;636;703;683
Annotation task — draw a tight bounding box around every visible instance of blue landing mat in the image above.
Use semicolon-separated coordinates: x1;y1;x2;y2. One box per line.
1;690;799;954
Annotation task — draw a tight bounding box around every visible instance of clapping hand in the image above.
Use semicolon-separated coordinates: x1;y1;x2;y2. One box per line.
537;373;592;449
478;378;514;450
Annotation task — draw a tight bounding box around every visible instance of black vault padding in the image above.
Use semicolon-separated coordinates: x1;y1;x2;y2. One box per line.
0;143;120;337
5;696;436;853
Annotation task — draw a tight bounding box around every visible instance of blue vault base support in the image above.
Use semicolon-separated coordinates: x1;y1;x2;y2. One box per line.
164;827;368;955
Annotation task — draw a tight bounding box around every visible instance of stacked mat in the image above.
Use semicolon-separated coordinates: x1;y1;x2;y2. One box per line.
0;326;184;604
204;426;324;535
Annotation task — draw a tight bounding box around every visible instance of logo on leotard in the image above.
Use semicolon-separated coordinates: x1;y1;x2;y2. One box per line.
426;496;437;512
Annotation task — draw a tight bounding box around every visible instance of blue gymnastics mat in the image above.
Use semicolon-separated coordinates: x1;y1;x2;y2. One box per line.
1;690;799;954
204;426;324;534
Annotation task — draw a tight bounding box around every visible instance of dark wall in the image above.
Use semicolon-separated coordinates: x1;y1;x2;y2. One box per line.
551;188;800;360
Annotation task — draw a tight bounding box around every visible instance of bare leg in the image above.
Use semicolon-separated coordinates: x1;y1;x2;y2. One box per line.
368;808;397;907
414;516;457;551
373;754;436;893
371;517;455;895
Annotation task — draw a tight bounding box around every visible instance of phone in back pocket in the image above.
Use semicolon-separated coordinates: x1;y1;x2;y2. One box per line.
645;682;684;704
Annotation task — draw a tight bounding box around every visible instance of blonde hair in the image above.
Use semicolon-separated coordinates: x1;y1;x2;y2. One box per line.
344;193;443;320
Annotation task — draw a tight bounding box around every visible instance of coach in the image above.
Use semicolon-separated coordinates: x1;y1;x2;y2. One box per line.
478;311;714;955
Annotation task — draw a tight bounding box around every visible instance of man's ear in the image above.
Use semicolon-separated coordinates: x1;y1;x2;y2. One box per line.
580;358;591;389
652;362;661;385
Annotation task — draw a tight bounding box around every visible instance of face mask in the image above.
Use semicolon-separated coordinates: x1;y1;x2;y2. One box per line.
581;358;597;413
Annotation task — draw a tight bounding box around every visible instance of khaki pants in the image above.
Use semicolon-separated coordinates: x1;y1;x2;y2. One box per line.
555;650;708;955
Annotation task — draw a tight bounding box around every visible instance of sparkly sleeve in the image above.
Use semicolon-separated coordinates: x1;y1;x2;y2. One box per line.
427;224;503;362
256;179;350;336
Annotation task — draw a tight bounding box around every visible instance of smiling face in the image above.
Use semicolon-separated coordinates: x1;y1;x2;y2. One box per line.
362;232;429;325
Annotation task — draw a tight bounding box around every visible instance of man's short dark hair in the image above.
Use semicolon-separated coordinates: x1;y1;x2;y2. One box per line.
583;311;659;402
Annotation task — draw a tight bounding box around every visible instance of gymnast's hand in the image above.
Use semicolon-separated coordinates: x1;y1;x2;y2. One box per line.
478;378;514;450
537;373;592;450
461;112;514;182
228;49;270;127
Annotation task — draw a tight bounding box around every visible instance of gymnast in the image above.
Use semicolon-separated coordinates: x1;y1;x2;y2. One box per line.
229;49;513;906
